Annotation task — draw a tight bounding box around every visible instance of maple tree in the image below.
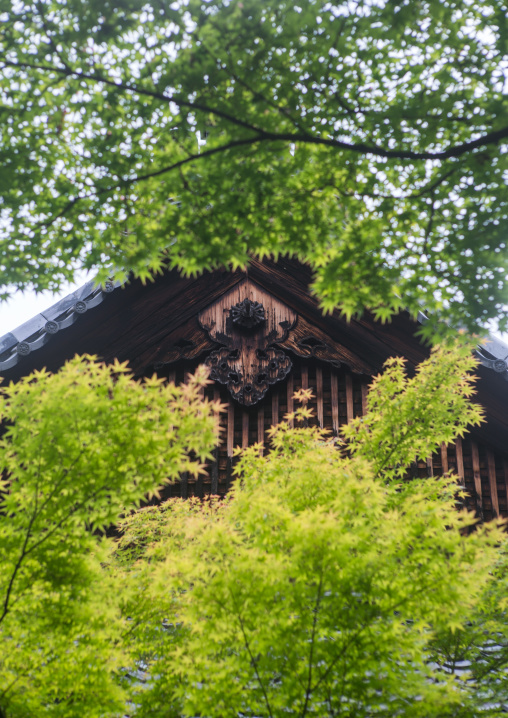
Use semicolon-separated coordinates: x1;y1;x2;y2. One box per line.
110;341;508;718
0;359;218;717
1;0;508;332
2;342;508;716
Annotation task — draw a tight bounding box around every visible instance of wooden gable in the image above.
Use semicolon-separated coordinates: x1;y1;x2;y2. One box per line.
2;257;508;521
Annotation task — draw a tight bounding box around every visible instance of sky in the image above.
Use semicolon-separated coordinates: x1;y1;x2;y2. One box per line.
0;271;92;336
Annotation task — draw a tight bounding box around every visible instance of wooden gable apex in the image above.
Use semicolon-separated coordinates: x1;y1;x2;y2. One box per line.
1;258;396;384
3;257;508;518
121;263;393;383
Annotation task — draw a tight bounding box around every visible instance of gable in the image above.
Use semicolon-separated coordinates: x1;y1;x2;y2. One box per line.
2;257;508;521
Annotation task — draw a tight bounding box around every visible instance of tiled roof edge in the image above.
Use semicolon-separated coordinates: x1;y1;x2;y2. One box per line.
0;278;122;372
417;310;508;381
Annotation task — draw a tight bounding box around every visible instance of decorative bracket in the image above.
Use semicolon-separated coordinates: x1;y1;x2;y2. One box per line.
198;280;297;406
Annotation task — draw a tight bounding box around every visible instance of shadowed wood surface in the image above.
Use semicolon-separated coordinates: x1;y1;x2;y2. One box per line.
2;258;508;522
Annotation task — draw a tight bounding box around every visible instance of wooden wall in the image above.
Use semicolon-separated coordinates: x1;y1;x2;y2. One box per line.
153;356;507;523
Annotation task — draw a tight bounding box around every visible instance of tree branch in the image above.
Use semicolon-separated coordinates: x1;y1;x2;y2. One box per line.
230;588;274;718
1;59;265;135
0;448;43;626
38;135;266;230
2;59;507;162
311;577;443;695
199;36;306;133
300;561;325;718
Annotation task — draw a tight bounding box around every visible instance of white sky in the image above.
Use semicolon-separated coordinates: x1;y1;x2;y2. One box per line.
0;271;93;336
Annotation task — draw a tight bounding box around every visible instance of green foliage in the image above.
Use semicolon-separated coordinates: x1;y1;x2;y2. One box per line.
343;338;484;479
3;341;508;717
430;543;508;716
1;0;508;332
0;358;218;717
110;341;507;718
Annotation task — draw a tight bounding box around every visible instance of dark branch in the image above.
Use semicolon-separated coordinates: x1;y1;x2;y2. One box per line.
230;589;275;718
301;564;325;718
0;450;43;627
2;59;508;162
1;59;265;135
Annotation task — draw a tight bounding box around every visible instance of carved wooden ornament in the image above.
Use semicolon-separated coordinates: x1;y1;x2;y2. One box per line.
198;280;297;406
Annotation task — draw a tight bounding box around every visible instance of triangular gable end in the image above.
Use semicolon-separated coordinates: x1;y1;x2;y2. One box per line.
3;259;508;520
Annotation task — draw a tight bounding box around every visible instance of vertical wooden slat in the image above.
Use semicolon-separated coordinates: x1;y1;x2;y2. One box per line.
227;401;234;458
211;447;219;495
168;369;175;384
226;400;235;491
242;410;249;449
360;383;368;416
331;371;339;436
455;437;465;485
300;366;308;427
271;388;279;426
226;458;233;491
257;406;264;454
195;379;207;496
471;441;483;518
345;373;354;423
301;365;308;391
287;374;294;428
426;457;433;477
504;459;508;516
440;443;449;475
487;450;499;517
210;387;221;495
213;386;221;441
316;366;324;427
180;471;188;499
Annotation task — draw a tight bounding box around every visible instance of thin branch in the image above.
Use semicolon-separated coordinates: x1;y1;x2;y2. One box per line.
0;672;23;703
1;59;265;135
37;135;266;230
0;461;112;629
410;167;458;199
200;36;306;133
2;58;507;161
311;578;443;694
230;589;274;718
300;562;325;718
0;447;43;626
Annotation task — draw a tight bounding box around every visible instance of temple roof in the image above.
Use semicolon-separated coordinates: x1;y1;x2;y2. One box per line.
1;258;507;452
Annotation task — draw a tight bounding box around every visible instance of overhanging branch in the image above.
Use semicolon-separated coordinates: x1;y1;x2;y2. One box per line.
2;59;508;161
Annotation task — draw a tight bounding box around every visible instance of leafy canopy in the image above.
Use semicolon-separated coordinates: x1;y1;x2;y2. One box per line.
1;0;508;332
0;359;218;718
110;341;507;718
3;340;508;716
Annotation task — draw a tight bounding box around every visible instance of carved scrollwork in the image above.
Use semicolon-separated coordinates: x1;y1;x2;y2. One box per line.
198;280;298;405
205;347;292;406
297;336;329;356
